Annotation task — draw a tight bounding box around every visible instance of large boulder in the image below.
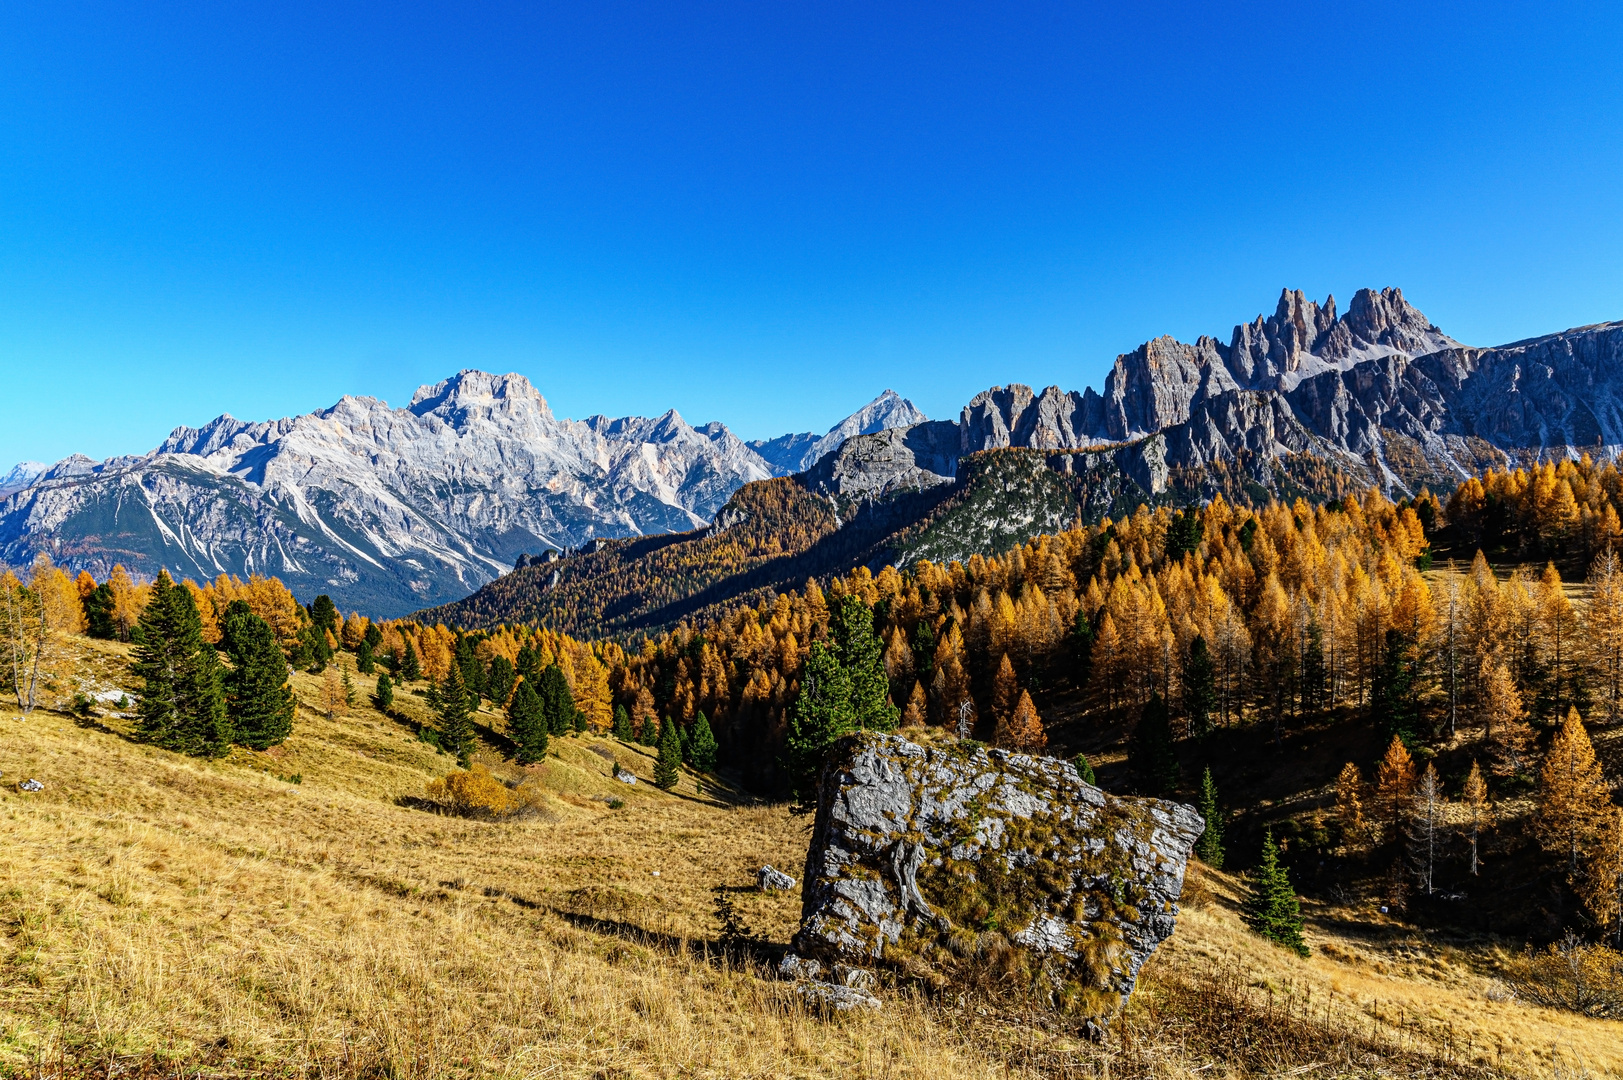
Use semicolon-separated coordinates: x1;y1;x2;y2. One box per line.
791;732;1203;1026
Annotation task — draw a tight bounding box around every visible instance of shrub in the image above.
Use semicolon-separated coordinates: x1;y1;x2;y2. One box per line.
426;763;512;817
1505;934;1623;1017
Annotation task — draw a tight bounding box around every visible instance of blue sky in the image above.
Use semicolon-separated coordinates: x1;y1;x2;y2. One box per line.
3;1;1622;468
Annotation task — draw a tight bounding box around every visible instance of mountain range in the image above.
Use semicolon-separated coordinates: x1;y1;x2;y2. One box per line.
0;375;924;614
6;285;1621;620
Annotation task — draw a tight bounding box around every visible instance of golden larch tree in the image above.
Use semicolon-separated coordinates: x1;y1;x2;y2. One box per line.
995;689;1047;753
1373;736;1416;843
1335;761;1369;852
1536;707;1613;875
1462;760;1493;876
1481;658;1532;777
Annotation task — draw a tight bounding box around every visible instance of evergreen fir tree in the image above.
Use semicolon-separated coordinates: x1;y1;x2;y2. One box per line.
1194;767;1224;868
1072;753;1096;786
831;595;899;731
536;664;577;735
454;634;485;701
301;619;332;672
437;662;475;765
84;582;116;639
132;572;232;758
655;716;683;790
1371;629;1419;746
364;622;383;650
689;711;718;773
220;600;295;751
1183;635;1216;738
356;638;375;674
783;642;855;805
341;663;356;708
612;704;633;741
508;677;548;764
1242;829;1308;956
1070;610;1094;684
310;594;339;638
400;640;421;681
1128;693;1180;796
486;655;516;708
374;671;394;712
638;711;658;746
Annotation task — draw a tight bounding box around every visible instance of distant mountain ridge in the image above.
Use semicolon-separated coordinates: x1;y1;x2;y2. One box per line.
0;373;925;614
809;288;1623;502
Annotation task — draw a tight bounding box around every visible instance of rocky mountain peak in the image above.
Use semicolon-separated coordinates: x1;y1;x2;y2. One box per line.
748;390;928;473
408;370;555;424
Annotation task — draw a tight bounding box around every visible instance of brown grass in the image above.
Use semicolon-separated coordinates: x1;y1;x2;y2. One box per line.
1;636;1621;1077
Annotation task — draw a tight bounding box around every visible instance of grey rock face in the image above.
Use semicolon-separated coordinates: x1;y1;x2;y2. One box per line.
0;376;920;615
749;390;928;474
793;732;1203;1025
811;291;1623;506
758;865;796;891
801;421;960;499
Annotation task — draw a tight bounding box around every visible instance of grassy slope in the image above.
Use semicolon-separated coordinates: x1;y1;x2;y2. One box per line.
2;637;1620;1078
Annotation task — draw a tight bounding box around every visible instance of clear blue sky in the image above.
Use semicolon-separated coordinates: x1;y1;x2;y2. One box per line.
4;1;1622;468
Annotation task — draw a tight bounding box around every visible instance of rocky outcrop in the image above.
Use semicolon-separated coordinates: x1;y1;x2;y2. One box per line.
749;390;927;473
801;421;959;499
791;732;1203;1027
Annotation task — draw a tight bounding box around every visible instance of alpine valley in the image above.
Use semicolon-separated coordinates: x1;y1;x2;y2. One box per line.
5;285;1622;620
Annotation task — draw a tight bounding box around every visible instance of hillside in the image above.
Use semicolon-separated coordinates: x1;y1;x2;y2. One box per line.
3;636;1620;1078
422;444;1359;636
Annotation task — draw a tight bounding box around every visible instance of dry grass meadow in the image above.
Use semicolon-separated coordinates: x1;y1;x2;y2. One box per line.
3;636;1623;1078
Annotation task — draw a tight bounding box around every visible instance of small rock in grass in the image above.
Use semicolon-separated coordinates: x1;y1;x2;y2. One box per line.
758;865;795;891
20;778;44;792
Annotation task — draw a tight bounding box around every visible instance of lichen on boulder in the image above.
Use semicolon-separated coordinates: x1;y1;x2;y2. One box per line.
791;732;1203;1026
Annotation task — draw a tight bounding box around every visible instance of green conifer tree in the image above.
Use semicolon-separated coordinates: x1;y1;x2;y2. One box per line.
374;671;394;712
640;712;659;746
508;677;548;764
486;655;516;707
83;582;116;639
1072;753;1096;786
655;717;683;790
437;662;475;766
783;642;855;805
689;711;718;773
341;663;356;708
220;600;295;751
536;664;577;735
1128;693;1180;796
1194;767;1224;868
132;572;232;758
612;704;633;741
1371;629;1419;746
831;596;899;731
1183;635;1216;738
400;640;421;681
356;638;375;674
1242;829;1308;956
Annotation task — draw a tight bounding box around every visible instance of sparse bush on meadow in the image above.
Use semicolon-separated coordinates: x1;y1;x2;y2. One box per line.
1505;935;1623;1017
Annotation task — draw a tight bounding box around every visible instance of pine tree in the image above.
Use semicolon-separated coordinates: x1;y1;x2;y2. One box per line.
655;716;683;790
1128;693;1180;796
220;601;295;751
508;677;548;765
1374;736;1416;844
1242;829;1308;956
831;595;899;731
1183;635;1216;738
1536;707;1612;875
995;689;1047;753
83;582;116;639
341;663;356;708
1462;760;1493;876
1371;629;1419;747
1194;767;1224;868
536;663;577;735
901;680;927;727
612;703;633;741
1072;753;1096;786
438;661;475;765
992;653;1019;723
132;571;231;758
783;641;855;804
356;637;375;674
1335;762;1369;852
400;640;421;681
486;655;516;708
688;711;718;773
374;671;394;712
